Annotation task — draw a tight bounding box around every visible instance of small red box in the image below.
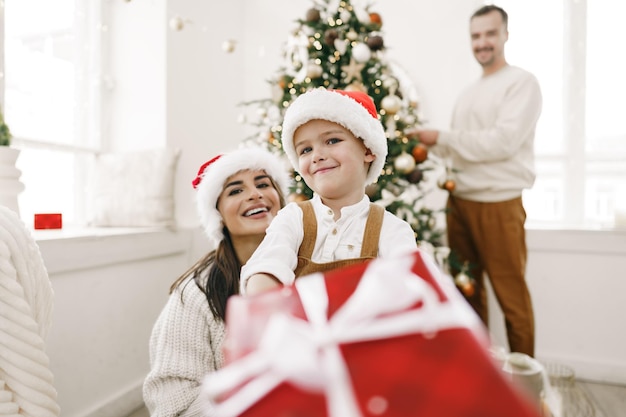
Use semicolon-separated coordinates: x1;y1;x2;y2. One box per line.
202;251;542;417
34;213;63;230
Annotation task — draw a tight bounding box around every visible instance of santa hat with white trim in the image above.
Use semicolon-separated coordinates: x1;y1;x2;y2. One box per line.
281;88;388;185
193;147;291;248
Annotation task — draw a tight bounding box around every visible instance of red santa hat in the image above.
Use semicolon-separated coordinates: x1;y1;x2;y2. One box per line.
281;88;388;185
193;147;291;248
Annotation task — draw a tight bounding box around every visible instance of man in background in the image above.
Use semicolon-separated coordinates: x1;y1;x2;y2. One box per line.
412;5;542;356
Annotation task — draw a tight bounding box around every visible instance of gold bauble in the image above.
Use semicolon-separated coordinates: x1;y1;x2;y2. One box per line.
306;63;323;79
344;82;367;92
221;39;236;53
454;272;471;287
169;16;184;31
381;94;402;114
393;151;416;174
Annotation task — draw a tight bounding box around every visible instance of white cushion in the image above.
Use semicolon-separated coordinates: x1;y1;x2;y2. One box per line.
88;148;180;227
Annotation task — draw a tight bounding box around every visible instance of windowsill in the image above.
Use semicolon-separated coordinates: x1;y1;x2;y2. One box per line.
34;226;194;275
526;220;626;233
525;225;626;256
31;225;175;241
30;223;626;276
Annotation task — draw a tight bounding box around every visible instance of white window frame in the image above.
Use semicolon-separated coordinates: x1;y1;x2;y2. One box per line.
497;0;626;229
1;1;106;226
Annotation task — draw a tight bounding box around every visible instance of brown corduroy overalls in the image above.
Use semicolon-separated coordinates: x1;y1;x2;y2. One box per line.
293;200;384;278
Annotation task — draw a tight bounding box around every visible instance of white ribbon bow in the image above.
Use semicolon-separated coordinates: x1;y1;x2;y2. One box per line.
202;252;482;417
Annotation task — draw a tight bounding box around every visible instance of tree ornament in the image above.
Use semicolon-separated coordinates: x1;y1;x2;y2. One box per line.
382;76;399;91
454;272;475;297
324;29;339;46
305;8;321;22
221;39;236;53
344;82;367;92
369;12;383;27
169;16;185;31
411;144;428;163
394;151;416;174
381;94;402;114
407;168;424;184
439;179;456;192
346;29;358;41
340;9;352;23
306;62;324;79
351;43;372;63
354;7;371;24
454;271;470;287
367;35;384;51
341;58;365;82
334;38;349;55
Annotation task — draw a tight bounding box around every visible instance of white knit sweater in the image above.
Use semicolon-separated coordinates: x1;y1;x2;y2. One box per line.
143;276;225;417
436;65;543;202
0;206;60;417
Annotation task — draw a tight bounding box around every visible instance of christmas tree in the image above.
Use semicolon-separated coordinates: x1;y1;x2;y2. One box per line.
240;0;467;288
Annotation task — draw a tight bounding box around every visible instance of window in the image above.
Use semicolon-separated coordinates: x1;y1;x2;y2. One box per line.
496;0;626;228
3;0;102;225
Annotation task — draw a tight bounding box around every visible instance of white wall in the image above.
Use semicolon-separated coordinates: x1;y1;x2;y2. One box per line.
106;0;166;151
40;229;193;417
489;228;626;385
165;0;247;230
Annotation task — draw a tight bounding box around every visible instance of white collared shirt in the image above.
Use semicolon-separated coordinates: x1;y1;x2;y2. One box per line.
240;194;417;293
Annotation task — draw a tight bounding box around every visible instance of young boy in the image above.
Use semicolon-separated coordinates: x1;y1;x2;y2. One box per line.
241;88;418;295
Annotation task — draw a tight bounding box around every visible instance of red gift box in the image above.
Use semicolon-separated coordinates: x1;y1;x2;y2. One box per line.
34;213;63;230
203;251;542;417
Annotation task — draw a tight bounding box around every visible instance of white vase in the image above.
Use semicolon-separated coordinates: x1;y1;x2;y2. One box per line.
0;147;25;215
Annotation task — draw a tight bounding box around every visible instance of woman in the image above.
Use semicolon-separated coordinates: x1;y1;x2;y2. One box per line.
143;147;290;417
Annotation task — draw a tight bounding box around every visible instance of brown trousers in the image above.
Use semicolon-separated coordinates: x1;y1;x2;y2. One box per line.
447;195;535;356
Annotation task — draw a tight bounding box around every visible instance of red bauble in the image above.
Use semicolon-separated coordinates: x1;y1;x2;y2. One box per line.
442;179;456;192
411;144;428;163
461;282;475;297
369;12;382;26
